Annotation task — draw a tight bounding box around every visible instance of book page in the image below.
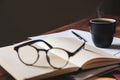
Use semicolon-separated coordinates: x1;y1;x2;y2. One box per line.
0;37;81;80
29;29;120;57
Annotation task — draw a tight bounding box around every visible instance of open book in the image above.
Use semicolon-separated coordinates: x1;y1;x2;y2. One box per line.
0;29;120;80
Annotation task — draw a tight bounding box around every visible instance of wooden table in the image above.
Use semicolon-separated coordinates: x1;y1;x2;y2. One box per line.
0;16;120;80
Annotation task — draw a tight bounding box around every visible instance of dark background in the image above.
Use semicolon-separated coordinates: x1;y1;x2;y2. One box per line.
0;0;120;47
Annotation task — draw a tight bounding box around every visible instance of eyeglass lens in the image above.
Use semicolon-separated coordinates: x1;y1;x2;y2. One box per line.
18;45;38;65
47;48;69;68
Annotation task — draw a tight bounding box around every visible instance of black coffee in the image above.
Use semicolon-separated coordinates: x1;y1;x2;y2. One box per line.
90;18;116;24
92;20;112;23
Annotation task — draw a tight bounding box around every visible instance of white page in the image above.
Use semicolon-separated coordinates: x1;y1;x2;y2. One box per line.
29;29;120;57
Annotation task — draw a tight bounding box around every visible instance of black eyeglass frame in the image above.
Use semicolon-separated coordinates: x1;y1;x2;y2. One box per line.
14;39;86;69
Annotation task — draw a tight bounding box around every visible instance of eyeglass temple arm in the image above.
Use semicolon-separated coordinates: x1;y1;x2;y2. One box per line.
72;31;100;54
71;31;87;54
71;31;87;42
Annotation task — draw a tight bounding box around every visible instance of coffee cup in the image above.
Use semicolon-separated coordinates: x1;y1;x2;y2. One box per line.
89;18;116;48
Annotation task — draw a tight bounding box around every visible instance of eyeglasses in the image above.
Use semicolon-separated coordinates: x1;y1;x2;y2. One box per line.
14;31;86;69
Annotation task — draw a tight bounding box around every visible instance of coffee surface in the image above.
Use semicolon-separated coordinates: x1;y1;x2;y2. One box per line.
92;20;112;23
